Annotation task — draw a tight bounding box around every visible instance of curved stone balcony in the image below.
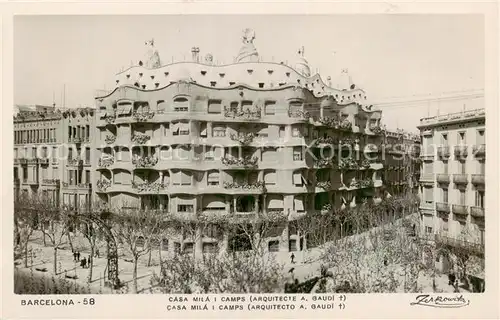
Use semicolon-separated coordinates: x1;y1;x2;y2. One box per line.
470;206;485;218
452;204;469;216
221;155;258;169
435;202;450;213
222;181;266;194
471;174;485;186
436;173;450;184
453;174;469;185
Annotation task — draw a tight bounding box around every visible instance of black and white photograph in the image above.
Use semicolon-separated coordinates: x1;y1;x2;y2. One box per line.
2;6;499;319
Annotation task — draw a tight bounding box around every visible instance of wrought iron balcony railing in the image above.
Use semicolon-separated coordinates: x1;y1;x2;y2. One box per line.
96;179;111;191
223;181;265;191
221;155;258;168
132;111;155;122
105;135;116;144
132;156;158;168
131;181;166;193
224;106;262;120
230;132;255;145
287;109;309;120
98;156;114;168
131;132;151;144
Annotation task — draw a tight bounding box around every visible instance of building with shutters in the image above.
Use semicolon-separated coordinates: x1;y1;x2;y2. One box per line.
92;30;419;256
417;108;485;287
60;107;95;212
13;105;63;204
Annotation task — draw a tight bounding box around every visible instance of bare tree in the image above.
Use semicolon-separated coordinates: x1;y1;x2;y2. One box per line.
111;206;163;293
37;201;72;274
14;195;39;268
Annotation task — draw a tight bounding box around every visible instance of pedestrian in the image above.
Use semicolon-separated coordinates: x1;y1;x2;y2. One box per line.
73;251;77;262
290;253;295;264
95;249;100;258
88;256;91;267
80;257;85;268
82;257;87;269
76;251;80;261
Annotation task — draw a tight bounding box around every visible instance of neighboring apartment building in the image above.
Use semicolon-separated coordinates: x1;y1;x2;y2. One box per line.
418;108;485;283
92;30;421;257
13;105;63;204
60;107;95;212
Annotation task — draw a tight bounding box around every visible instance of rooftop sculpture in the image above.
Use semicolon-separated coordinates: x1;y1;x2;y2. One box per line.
235;28;259;63
139;39;162;69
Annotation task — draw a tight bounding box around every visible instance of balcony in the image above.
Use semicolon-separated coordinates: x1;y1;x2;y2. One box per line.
470;206;485;218
420;154;434;161
437;146;451;159
316;180;332;190
454;145;468;158
39;158;50;165
98;156;114;168
70;137;83;144
471;174;485;186
434;234;484;257
472;144;485;158
315;136;338;147
435;202;450;213
224;106;262;121
131;132;151;144
419;201;434;211
452;204;469;216
96;179;111;191
132;156;158;168
419;173;434;186
221;155;258;168
223;181;265;193
104;113;116;124
338;158;359;171
104;135;116;144
348;178;374;189
42;179;60;186
26;179;39;186
436;173;450;184
230;132;255;145
131;181;167;193
67;158;83;167
132;111;155;122
27;158;39;165
369;124;385;135
314;158;332;169
287;109;310;121
453;174;469;185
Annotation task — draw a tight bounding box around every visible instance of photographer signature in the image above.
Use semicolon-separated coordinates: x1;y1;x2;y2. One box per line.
410;294;470;308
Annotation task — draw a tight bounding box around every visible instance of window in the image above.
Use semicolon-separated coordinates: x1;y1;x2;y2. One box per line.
85;170;91;184
262;147;277;163
68;126;72;140
475;190;485;208
178;204;194;213
425;226;433;234
203;243;218;254
293;147;303;161
173;97;189;112
294;196;305;212
208;100;222;114
31;147;36;158
265;101;276;115
424;162;433;174
23;167;28;182
442;219;449;232
212;125;226;137
180;171;191;185
293;172;302;186
279;126;286;138
264;171;277;185
85;148;90;162
479;161;485;175
459;189;466;205
207;171;219;186
292;127;301;138
443;161;448;174
199;122;207;138
424;187;433;203
443;189;448;203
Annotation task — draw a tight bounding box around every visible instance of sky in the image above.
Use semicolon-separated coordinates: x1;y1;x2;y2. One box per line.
14;15;484;131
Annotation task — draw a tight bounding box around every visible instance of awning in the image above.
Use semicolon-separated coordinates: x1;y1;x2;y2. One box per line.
200;127;207;136
208;101;222;113
171;122;180;133
349;196;357;208
179;122;190;131
207;173;219;182
205;200;225;208
293;173;302;185
301;174;309;185
117;102;132;115
294;198;304;211
100;112;107;119
264;172;276;184
268;198;284;209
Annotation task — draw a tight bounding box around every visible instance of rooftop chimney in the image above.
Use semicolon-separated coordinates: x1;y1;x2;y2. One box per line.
191;47;200;63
